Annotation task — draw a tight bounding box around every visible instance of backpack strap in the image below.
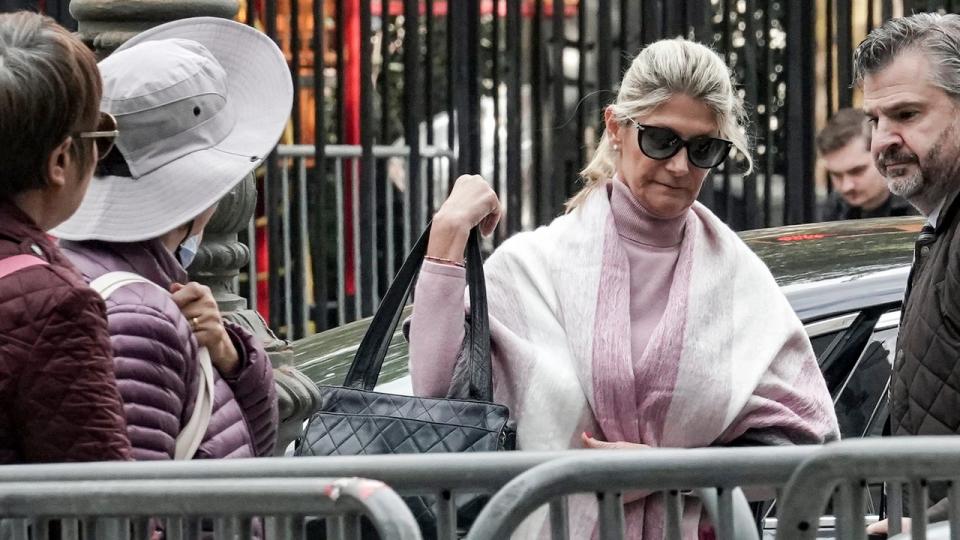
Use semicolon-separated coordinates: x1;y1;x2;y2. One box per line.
0;254;47;280
89;271;215;460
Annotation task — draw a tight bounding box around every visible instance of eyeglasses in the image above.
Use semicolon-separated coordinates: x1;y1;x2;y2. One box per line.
631;121;732;169
75;112;118;161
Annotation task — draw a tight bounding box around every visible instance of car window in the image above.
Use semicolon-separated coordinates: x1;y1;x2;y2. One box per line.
833;311;899;439
805;313;859;359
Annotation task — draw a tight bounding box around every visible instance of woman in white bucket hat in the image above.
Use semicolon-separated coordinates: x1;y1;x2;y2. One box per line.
55;17;290;460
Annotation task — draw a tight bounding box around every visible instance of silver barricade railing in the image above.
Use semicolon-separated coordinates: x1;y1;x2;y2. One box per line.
0;477;420;540
0;447;817;540
0;453;563;540
464;446;818;540
776;437;960;540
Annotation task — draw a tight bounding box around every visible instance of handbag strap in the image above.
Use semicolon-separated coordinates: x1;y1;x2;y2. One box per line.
0;254;47;279
89;271;215;460
344;224;492;400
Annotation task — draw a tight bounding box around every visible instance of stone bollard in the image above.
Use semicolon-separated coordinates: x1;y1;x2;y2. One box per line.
70;0;321;455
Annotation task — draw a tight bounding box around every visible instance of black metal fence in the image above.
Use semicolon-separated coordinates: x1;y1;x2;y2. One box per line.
249;0;842;336
18;0;960;337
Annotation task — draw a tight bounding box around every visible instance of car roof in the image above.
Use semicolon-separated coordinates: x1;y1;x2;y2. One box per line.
740;216;922;321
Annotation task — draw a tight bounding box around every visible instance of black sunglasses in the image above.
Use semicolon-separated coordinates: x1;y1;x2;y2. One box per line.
631;121;732;169
75;112;118;161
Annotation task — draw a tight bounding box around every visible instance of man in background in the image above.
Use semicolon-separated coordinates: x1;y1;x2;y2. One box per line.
817;107;915;221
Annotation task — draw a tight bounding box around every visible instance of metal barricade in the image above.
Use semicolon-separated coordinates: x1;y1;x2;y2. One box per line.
776;437;960;540
462;446;818;540
0;477;420;540
0;446;818;540
0;453;563;540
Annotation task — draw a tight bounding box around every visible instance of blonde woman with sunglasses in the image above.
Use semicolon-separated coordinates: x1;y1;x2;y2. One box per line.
408;38;839;538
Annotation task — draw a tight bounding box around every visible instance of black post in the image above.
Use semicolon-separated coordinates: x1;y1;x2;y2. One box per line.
837;0;853;108
289;0;305;338
620;0;632;73
446;0;456;168
785;0;817;225
335;0;346;143
264;0;285;334
552;0;567;211
425;0;435;216
290;0;302;143
687;0;711;42
826;0;835;116
576;0;587;177
597;0;613;103
310;0;329;332
505;0;523;236
742;0;759;230
763;3;776;227
377;0;390;289
359;0;377;315
641;0;663;45
531;0;545;222
452;0;481;175
720;0;732;222
404;0;422;240
491;0;503;245
664;0;685;37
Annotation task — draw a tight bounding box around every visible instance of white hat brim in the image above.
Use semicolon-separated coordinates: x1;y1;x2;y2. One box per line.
53;17;292;242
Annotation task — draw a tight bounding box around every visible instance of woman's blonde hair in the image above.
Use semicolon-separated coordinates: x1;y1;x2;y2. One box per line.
569;37;752;211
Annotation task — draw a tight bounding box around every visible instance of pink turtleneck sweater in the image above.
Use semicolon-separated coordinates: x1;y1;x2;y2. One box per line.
409;179;687;397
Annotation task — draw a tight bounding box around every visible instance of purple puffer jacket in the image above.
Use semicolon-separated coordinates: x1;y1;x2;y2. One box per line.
59;239;277;460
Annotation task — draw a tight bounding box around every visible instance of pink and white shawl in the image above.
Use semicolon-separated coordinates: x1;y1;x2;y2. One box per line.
477;185;839;538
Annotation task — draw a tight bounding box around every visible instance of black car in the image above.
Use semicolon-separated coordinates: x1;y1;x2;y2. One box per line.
293;216;923;441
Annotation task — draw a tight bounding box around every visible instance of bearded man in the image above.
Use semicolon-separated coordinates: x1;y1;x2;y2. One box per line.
857;12;960;536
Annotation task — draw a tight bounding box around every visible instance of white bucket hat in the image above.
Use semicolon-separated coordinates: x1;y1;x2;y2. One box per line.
53;17;293;242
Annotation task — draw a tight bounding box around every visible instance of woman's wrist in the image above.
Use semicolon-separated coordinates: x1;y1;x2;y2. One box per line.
427;211;471;261
210;329;241;376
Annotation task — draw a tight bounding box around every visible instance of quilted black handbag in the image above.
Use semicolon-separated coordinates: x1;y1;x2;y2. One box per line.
296;224;516;538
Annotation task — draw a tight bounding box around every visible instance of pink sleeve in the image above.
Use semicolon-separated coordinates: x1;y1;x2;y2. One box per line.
408;261;467;397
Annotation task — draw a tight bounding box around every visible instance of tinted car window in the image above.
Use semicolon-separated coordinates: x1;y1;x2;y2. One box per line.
833;319;898;439
810;332;841;359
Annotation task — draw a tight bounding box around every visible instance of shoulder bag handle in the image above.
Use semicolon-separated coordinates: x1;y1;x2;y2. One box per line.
343;224;492;400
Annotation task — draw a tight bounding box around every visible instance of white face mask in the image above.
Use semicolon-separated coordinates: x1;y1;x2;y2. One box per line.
177;234;202;268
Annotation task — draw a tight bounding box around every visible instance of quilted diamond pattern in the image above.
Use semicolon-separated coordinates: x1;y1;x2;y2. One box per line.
298;225;509;538
893;225;960;443
296;385;514;539
0;204;131;463
298;386;512;456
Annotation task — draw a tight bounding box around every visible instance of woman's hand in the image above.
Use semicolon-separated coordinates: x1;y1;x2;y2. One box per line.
427;175;502;261
581;432;651;450
866;518;911;538
171;282;240;377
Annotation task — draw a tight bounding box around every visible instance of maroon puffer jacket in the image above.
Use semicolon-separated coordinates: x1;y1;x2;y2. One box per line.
0;201;131;464
60;239;278;460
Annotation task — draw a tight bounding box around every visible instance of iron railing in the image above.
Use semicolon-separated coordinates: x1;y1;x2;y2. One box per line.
248;143;456;338
17;0;960;335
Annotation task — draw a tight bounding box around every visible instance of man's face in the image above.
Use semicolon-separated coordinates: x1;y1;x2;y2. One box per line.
863;50;960;215
822;137;891;211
